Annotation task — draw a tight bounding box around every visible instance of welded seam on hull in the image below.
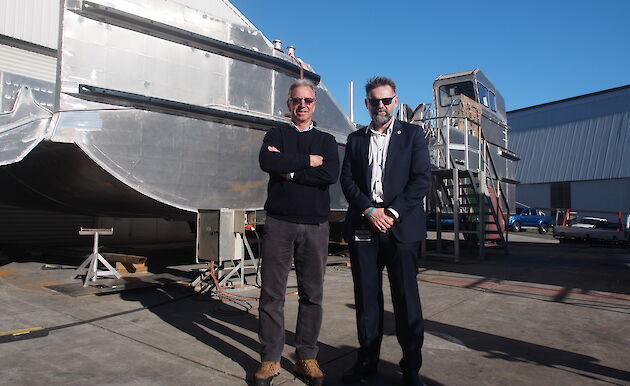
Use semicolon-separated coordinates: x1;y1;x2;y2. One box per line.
69;1;320;84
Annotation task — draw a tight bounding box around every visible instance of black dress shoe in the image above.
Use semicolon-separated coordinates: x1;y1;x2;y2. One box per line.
402;371;423;386
341;361;378;384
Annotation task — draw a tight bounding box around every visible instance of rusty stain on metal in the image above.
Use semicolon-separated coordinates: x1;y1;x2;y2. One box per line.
230;180;266;192
0;270;17;276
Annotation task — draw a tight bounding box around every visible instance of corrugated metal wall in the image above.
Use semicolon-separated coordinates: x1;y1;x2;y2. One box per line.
0;44;57;83
0;0;59;49
508;86;630;184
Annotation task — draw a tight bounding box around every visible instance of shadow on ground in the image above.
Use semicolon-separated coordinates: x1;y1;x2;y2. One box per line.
119;285;630;385
424;319;630;384
420;241;630;296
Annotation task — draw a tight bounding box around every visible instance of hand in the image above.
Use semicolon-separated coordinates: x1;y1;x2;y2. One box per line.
364;207;394;233
384;208;398;222
309;155;323;167
268;146;280;153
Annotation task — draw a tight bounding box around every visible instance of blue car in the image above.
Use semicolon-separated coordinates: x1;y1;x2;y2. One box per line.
509;208;553;234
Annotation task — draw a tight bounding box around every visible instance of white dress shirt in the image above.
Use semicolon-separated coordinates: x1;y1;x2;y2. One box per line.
367;119;394;204
366;119;399;220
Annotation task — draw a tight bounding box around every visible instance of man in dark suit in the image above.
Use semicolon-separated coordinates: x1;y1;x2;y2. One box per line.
340;76;431;386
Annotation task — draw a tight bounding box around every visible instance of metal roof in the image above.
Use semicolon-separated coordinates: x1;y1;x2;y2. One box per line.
434;69;476;81
508;84;630;114
508;85;630;184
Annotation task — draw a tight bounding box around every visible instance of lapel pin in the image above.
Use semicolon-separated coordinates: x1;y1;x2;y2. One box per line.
397;130;402;134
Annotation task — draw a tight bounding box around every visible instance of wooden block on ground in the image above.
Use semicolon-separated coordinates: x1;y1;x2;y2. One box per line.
116;262;148;275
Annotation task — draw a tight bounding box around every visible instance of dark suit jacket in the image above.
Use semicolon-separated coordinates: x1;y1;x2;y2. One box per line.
340;120;432;243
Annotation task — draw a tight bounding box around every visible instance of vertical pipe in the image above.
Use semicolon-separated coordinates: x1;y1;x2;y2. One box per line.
479;191;485;260
446;118;451;169
504;193;509;248
238;233;245;288
89;232;100;284
478;129;482;172
348;81;354;123
453;168;460;262
436;178;442;253
93;231;99;255
464;118;469;169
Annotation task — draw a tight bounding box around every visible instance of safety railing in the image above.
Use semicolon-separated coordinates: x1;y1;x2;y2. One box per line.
419;115;483;172
419;112;511;254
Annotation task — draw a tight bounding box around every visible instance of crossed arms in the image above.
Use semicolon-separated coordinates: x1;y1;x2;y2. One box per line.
259;128;339;187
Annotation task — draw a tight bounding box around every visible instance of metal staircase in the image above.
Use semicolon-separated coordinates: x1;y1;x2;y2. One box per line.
406;98;513;261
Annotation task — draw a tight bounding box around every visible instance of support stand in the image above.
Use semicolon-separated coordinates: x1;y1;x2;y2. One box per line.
216;232;260;287
74;228;120;287
192;232;260;293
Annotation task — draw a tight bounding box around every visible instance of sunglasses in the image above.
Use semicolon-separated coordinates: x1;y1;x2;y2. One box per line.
367;96;396;106
290;97;316;105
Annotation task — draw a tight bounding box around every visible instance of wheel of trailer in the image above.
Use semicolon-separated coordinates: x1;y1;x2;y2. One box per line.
512;221;521;232
538;223;549;234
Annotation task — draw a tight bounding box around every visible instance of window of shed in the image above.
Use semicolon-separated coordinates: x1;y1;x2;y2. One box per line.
439;82;475;107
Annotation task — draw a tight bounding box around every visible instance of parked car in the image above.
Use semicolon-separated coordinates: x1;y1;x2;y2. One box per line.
554;219;627;244
509;208;554;234
571;217;608;228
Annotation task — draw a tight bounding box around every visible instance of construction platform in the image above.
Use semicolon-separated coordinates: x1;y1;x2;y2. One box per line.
1;233;629;385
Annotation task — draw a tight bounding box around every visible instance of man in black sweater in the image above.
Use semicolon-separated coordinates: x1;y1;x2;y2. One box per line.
255;79;339;386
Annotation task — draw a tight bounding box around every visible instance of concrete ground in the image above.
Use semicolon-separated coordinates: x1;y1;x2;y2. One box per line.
1;234;629;386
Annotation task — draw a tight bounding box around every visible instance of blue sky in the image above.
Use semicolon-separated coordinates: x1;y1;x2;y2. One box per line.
231;0;630;126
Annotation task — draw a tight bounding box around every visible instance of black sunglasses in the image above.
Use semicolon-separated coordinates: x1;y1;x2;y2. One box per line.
367;96;396;106
290;97;316;105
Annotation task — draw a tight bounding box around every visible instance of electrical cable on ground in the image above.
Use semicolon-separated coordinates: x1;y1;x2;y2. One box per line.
204;261;298;315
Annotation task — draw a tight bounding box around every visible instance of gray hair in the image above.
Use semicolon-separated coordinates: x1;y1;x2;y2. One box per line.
287;78;316;101
365;76;396;95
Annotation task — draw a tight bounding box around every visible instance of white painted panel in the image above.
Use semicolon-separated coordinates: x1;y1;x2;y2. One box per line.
0;0;59;49
0;44;57;83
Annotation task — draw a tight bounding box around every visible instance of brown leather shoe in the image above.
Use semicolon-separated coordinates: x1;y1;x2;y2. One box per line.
254;361;280;386
294;359;324;386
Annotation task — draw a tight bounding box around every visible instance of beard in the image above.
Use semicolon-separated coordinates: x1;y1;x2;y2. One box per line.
371;109;392;127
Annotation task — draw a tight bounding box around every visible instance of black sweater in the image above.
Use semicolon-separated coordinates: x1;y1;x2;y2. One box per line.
259;126;340;224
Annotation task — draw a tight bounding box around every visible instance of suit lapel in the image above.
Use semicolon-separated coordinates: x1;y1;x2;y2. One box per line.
384;120;403;186
358;128;370;191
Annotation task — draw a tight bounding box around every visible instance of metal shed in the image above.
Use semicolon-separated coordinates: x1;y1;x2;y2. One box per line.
507;85;630;216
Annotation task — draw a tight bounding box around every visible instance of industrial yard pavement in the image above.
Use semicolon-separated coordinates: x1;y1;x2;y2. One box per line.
1;235;629;385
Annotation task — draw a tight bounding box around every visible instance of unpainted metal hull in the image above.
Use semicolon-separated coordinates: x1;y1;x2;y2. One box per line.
0;0;352;217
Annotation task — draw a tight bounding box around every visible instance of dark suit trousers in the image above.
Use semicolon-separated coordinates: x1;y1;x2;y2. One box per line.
349;232;424;373
258;216;329;361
